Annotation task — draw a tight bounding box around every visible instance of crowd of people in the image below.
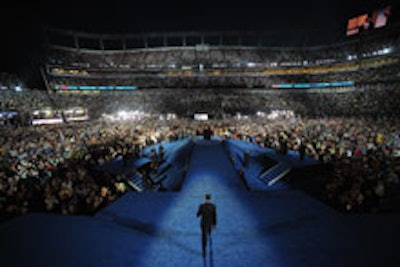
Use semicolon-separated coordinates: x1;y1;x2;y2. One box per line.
48;55;399;89
1;29;400;220
0;118;190;222
1;82;400;219
47;30;396;71
3;81;400;121
46;28;399;90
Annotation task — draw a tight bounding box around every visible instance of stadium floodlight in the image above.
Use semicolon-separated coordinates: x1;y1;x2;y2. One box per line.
382;47;392;54
117;111;128;120
111;110;148;121
166;113;177;120
347;55;357;61
256;111;266;117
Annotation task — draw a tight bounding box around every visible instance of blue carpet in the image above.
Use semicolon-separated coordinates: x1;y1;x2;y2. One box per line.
1;139;400;267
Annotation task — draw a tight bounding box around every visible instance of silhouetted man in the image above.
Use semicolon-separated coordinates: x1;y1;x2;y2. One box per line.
196;193;217;258
203;125;213;140
299;142;306;160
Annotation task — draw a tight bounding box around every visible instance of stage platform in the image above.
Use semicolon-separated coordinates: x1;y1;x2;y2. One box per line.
1;139;400;267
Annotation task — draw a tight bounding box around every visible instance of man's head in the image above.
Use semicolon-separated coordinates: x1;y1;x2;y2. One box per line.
205;194;211;201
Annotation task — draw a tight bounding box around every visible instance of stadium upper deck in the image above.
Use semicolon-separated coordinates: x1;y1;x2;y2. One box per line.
44;24;400;90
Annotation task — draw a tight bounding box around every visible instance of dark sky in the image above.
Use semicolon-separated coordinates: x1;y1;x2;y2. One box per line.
0;0;396;86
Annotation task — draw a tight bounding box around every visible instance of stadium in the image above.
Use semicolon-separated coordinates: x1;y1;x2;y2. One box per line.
1;2;400;266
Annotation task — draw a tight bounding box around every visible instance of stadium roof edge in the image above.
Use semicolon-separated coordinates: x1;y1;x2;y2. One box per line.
45;27;271;40
44;21;400;51
47;41;365;54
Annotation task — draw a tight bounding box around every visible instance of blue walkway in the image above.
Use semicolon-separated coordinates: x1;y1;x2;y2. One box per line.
1;139;400;267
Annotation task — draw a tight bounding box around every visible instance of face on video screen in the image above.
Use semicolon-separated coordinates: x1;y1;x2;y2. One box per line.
346;5;391;36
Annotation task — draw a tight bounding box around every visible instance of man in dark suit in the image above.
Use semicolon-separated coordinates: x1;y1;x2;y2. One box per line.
203;125;213;140
196;193;217;258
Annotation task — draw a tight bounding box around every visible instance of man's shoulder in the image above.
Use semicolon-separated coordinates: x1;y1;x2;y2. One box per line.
200;202;215;207
204;202;216;208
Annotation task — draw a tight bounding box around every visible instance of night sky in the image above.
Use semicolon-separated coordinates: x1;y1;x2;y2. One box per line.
0;0;396;87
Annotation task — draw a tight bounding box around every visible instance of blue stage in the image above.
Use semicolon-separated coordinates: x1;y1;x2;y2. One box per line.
1;139;400;267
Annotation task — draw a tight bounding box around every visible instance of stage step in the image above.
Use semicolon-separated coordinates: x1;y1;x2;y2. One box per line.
259;162;292;186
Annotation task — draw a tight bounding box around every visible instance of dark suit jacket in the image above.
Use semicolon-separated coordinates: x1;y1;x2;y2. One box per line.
197;202;217;232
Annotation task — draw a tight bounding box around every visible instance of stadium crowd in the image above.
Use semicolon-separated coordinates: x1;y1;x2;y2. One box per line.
47;32;396;71
46;29;399;90
1;30;400;220
1;82;400;220
47;56;400;89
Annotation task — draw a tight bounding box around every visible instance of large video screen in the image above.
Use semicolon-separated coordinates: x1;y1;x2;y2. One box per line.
372;6;391;28
347;14;369;36
347;5;391;36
